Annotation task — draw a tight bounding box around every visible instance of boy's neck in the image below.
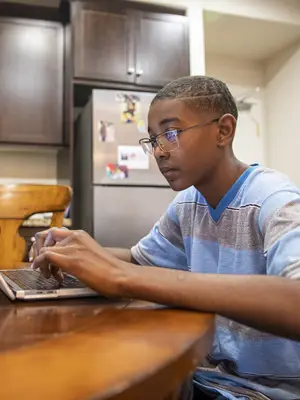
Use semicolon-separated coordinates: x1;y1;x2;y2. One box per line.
195;157;249;209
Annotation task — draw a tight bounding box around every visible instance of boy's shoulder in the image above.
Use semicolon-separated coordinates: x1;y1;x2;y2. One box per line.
170;166;300;212
234;166;300;207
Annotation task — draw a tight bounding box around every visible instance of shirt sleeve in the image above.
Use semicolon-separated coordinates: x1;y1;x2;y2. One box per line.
258;189;300;279
131;195;188;270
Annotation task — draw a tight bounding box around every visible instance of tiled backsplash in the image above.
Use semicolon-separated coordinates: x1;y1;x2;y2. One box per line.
0;147;59;184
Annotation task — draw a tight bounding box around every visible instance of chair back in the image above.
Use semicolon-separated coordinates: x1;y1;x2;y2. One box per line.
0;184;72;269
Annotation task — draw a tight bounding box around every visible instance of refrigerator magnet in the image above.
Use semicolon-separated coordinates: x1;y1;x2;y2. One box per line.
106;163;129;180
137;120;146;134
98;121;115;142
120;94;140;124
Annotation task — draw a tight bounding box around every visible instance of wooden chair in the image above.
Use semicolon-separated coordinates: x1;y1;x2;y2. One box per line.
0;184;72;269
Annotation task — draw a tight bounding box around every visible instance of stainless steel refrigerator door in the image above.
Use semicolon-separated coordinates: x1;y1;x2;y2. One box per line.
92;89;168;186
93;185;176;248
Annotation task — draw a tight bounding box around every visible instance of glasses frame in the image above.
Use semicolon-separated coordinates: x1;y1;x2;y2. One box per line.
139;117;220;155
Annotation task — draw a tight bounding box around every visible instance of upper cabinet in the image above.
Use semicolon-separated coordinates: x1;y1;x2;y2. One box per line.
135;12;189;87
0;18;63;144
73;4;135;83
72;1;190;88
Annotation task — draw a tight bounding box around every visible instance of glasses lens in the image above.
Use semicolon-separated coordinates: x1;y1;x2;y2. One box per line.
140;140;153;155
158;130;179;152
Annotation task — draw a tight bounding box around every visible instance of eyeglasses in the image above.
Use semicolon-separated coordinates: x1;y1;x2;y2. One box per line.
139;118;220;156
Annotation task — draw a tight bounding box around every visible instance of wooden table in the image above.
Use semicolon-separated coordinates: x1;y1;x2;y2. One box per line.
0;292;214;400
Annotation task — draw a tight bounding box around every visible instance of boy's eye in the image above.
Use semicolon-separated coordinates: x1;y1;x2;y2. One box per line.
164;129;179;143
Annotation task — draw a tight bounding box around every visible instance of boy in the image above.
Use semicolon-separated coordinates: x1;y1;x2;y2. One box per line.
33;76;300;400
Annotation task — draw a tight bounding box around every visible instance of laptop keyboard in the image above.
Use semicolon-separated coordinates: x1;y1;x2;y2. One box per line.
2;269;86;291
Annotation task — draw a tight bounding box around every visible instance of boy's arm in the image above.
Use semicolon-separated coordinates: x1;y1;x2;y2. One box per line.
105;248;137;263
33;227;300;342
118;265;300;341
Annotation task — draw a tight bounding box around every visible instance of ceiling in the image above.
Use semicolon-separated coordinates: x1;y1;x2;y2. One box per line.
204;11;300;62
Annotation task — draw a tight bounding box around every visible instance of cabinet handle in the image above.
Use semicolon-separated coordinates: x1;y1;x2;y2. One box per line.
127;67;135;75
136;69;143;78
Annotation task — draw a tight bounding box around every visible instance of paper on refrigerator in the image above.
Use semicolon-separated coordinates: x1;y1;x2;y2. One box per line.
117;145;149;170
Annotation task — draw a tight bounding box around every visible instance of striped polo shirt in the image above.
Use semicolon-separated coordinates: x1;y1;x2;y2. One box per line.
131;164;300;400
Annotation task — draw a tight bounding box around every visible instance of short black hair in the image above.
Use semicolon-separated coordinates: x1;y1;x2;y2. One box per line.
151;75;238;120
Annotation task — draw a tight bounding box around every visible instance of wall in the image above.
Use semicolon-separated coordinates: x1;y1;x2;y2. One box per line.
132;0;300;24
206;54;264;88
265;41;300;185
231;85;266;166
205;55;266;166
201;0;300;25
187;3;206;75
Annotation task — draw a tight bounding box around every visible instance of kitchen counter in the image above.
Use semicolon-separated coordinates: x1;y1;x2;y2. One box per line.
22;218;72;228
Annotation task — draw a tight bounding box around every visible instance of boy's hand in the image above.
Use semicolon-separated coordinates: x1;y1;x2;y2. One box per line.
29;228;69;283
31;229;126;297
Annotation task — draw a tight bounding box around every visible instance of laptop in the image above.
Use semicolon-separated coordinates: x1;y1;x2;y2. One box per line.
0;268;99;301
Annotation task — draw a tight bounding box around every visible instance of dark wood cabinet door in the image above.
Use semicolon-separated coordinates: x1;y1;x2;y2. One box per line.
0;19;63;144
73;4;135;83
135;12;190;87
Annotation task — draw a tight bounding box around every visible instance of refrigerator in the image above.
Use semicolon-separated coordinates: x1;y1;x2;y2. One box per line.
73;89;176;249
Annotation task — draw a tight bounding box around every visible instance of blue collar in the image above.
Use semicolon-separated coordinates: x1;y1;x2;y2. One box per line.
208;164;259;222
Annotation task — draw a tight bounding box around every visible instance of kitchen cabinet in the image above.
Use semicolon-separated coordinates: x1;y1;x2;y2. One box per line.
135;11;190;87
72;1;190;87
73;3;134;84
0;18;63;144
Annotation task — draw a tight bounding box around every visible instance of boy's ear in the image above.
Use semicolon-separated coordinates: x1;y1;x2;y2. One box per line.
216;114;236;147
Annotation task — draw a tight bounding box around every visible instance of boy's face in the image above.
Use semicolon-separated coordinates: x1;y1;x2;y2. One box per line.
148;99;228;191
